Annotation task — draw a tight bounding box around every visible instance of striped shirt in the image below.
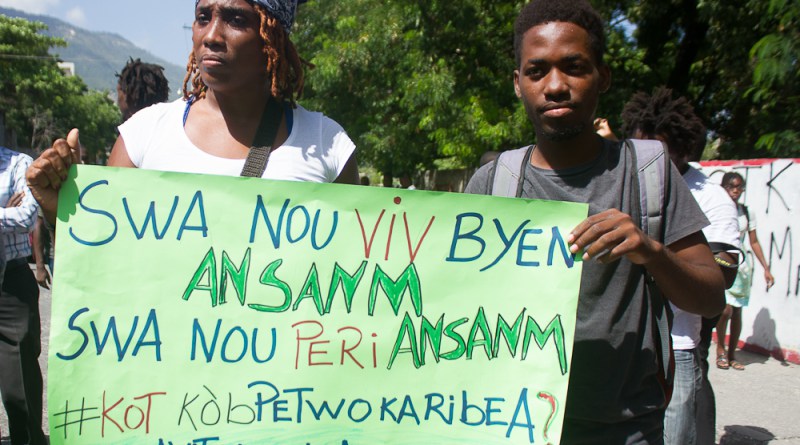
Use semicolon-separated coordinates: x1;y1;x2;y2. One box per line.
0;232;5;279
0;146;39;260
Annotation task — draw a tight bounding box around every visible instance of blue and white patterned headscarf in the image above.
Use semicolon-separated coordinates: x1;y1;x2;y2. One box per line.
194;0;305;33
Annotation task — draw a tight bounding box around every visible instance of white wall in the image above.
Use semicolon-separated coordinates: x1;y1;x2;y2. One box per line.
698;159;800;363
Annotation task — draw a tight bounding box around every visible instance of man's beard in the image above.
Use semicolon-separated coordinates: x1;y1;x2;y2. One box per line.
539;122;586;141
524;103;588;142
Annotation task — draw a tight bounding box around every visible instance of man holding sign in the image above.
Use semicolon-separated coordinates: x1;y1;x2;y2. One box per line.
465;1;725;443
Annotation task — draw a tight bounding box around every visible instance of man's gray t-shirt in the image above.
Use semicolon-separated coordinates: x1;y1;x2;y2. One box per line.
465;140;708;434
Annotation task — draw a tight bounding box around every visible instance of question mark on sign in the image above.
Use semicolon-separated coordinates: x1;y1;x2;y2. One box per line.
537;391;558;445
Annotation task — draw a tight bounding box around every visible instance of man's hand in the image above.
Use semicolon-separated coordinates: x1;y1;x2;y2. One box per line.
567;208;661;264
570;209;724;316
35;266;51;289
5;191;24;208
26;128;82;224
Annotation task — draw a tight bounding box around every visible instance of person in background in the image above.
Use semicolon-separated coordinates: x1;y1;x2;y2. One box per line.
593;117;618;140
32;211;52;288
622;86;740;445
399;175;416;190
27;0;359;228
0;144;46;445
464;1;725;442
716;171;775;371
117;57;171;122
479;150;500;167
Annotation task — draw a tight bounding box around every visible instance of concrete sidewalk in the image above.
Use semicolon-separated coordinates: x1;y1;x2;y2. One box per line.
1;281;799;444
710;348;800;444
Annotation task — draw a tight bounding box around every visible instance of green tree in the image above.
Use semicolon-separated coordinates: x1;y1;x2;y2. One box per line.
596;0;799;158
0;15;119;159
746;0;799;156
294;0;798;171
295;0;529;177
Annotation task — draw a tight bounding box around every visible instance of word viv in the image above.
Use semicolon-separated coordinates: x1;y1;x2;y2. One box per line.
354;198;436;263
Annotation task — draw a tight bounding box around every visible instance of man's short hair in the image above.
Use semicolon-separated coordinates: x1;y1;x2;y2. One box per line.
621;86;707;161
513;0;606;66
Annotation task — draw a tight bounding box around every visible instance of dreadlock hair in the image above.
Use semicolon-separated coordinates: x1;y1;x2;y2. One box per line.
721;171;745;188
621;86;707;161
117;58;170;120
514;0;606;66
182;3;307;105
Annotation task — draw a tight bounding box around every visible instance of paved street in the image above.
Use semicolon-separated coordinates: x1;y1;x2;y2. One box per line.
1;274;799;444
710;346;800;444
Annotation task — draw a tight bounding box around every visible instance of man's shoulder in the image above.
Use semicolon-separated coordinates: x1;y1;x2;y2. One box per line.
684;165;730;205
464;162;495;195
0;145;18;158
0;146;32;168
465;146;533;196
683;164;709;184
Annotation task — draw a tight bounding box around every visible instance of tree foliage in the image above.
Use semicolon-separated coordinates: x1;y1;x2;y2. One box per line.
610;0;799;158
0;15;119;159
295;1;528;176
746;0;799;156
294;0;799;171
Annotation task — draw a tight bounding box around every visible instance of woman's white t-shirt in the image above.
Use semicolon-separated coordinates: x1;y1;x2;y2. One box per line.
119;99;356;182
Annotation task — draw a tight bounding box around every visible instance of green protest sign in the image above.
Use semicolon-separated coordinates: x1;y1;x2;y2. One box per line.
48;165;587;445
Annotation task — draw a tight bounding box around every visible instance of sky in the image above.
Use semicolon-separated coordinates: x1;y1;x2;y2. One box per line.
0;0;195;67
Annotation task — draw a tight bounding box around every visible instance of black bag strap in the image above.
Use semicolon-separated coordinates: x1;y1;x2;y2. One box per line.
240;98;284;177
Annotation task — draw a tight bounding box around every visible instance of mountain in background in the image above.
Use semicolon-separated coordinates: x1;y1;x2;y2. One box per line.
1;7;185;99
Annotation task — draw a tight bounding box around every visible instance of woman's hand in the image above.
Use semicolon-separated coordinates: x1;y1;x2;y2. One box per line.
765;269;775;290
26;128;82;224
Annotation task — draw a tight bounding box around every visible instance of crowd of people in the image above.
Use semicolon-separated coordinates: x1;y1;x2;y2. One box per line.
1;0;776;444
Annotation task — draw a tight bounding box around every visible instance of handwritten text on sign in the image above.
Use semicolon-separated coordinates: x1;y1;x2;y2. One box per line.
49;166;587;445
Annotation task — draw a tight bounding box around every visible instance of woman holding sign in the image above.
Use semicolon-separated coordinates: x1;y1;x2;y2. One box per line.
27;0;359;224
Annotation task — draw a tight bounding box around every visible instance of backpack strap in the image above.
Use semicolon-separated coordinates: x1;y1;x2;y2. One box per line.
490;145;534;197
627;138;669;241
627;138;675;401
240;98;284;178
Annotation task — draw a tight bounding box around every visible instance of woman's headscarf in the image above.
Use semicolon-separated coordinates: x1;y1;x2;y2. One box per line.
194;0;305;33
